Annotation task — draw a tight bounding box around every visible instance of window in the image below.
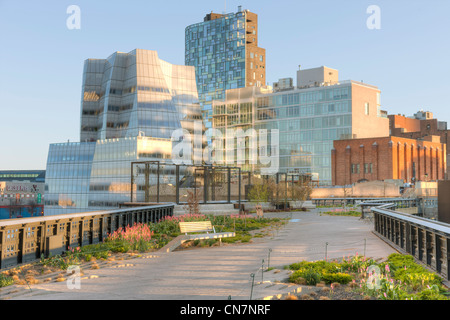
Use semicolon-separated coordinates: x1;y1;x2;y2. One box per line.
365;103;370;115
351;164;360;174
364;163;373;174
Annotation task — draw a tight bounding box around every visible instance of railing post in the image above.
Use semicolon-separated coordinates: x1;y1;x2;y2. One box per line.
176;165;180;205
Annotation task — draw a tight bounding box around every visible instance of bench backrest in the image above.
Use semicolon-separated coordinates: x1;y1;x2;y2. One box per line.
179;221;214;234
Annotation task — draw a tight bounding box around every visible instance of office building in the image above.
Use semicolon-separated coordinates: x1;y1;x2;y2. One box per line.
45;49;203;215
212;66;389;184
185;6;266;129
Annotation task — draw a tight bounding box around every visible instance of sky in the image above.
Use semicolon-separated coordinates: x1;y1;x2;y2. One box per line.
0;0;449;170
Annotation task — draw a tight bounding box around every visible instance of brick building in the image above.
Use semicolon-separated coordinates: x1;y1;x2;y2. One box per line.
332;136;446;185
389;110;449;178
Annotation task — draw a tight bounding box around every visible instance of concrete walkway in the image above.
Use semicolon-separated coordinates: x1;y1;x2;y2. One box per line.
7;210;396;300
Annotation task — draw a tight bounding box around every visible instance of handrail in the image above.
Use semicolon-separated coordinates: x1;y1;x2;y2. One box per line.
0;204;174;270
367;201;450;280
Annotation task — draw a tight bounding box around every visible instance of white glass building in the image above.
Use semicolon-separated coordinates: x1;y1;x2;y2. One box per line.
45;49;203;215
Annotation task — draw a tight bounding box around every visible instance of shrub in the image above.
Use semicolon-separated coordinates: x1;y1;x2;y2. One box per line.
415;285;448;300
322;272;352;284
300;270;322;285
288;261;312;271
0;274;14;288
290;269;321;285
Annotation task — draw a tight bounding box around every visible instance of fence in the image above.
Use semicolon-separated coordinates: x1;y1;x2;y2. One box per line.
369;203;450;281
0;204;174;270
130;161;313;206
312;197;420;207
359;198;420;219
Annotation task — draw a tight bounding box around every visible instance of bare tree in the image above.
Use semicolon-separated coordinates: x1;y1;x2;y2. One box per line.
291;181;313;210
247;178;269;205
183;189;201;215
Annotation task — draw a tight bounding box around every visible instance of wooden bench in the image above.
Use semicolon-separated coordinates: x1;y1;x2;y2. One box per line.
180;221;216;235
179;221;235;242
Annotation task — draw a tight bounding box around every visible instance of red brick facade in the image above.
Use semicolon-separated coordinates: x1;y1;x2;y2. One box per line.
332;136;446;185
389;114;450;178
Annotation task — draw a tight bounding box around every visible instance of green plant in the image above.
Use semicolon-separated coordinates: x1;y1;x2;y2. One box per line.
322;210;360;217
0;274;14;288
322;272;352;284
288;260;347;285
299;269;322;285
290;269;321;285
248;181;269;204
415;285;448;300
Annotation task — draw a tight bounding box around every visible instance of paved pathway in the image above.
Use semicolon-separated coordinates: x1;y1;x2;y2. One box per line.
8;210;396;300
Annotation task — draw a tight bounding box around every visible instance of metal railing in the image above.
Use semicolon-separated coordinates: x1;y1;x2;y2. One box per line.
359;198;420;219
312;197;413;207
368;203;450;281
0;203;174;270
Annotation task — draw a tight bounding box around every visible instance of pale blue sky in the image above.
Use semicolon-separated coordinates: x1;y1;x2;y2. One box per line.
0;0;449;170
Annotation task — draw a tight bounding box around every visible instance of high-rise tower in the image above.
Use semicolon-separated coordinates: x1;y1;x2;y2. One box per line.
185;7;266;129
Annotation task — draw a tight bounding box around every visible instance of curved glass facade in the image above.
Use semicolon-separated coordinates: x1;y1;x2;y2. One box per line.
81;49;200;141
45;49;203;215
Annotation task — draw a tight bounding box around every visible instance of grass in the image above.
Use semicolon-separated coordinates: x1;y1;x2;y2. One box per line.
0;273;14;288
286;253;450;300
321;209;361;217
